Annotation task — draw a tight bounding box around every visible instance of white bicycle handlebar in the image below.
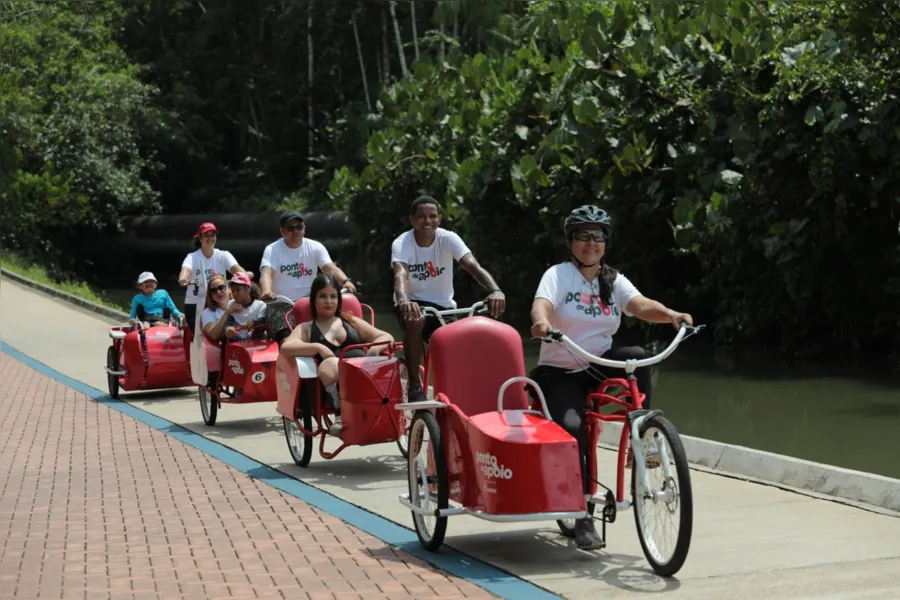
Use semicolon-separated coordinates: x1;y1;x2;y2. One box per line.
419;301;488;326
545;323;705;373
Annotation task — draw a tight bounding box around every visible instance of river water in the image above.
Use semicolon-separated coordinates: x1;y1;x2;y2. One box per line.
104;287;900;479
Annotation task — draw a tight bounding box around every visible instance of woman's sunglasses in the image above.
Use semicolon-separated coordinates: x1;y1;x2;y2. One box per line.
572;229;608;243
210;284;228;294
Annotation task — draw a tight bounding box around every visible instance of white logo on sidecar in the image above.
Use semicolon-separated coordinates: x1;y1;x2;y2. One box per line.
475;451;513;480
228;358;244;375
278;371;291;391
251;371;265;384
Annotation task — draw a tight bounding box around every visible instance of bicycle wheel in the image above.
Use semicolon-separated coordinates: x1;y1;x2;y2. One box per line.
199;386;217;426
284;386;313;467
106;347;120;399
631;415;693;577
407;411;448;551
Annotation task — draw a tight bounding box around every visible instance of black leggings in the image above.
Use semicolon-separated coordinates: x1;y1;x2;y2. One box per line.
184;303;198;336
529;346;652;493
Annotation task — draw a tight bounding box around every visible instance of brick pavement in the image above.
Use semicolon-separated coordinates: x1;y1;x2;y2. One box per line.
0;353;496;600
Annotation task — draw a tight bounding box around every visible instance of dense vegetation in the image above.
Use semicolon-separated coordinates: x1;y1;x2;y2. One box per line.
3;0;900;367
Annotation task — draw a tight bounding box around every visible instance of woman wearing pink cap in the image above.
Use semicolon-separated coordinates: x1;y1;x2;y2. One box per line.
178;221;248;336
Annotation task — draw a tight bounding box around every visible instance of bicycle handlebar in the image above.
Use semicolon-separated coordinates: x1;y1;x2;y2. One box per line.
419;301;488;326
543;322;705;371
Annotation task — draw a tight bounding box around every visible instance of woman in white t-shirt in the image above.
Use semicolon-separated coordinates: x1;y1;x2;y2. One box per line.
177;221;248;337
529;205;692;551
200;274;242;342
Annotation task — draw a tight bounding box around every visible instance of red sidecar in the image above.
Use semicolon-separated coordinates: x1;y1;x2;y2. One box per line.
196;325;280;426
398;316;587;550
274;293;407;466
105;322;193;399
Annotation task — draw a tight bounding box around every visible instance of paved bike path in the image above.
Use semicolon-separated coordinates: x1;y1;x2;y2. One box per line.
0;351;496;600
3;279;900;599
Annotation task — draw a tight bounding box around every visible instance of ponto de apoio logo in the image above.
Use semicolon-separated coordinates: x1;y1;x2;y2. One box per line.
228;358;244;375
475;451;513;480
278;370;291;391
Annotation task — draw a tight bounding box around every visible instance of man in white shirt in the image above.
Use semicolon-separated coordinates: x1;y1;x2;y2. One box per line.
392;196;506;402
259;210;357;302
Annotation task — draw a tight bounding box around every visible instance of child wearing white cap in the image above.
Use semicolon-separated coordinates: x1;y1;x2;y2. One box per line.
129;272;184;329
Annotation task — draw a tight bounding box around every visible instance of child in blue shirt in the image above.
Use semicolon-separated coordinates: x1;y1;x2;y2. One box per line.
129;272;184;329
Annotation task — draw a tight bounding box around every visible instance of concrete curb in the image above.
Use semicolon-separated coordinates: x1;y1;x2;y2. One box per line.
598;422;900;513
1;268;128;324
4;268;900;514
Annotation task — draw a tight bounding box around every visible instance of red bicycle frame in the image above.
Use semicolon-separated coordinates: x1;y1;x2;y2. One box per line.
584;375;646;503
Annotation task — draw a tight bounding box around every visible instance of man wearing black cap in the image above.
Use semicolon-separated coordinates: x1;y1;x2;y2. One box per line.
259;210;357;302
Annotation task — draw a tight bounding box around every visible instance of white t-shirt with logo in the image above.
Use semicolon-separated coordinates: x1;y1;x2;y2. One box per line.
390;228;471;308
535;262;642;371
260;238;332;301
181;249;239;306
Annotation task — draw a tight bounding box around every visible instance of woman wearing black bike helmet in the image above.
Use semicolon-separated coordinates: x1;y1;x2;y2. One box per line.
529;205;692;550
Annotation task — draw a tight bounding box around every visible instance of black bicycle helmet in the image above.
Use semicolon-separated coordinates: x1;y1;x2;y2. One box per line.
563;205;612;237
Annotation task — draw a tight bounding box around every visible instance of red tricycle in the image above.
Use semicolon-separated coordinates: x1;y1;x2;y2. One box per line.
397;316;702;577
105;316;193;399
274;293;408;467
195;323;281;426
396;300;491;454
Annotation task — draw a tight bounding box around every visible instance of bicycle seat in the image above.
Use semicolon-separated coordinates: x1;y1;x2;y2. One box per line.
429;317;529;418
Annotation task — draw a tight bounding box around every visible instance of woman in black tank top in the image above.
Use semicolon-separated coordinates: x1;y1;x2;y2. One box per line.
280;274;394;436
309;319;366;359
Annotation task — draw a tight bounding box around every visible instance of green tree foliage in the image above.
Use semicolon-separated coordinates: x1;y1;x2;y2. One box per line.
0;0;160;272
328;0;900;362
4;0;900;366
111;0;527;213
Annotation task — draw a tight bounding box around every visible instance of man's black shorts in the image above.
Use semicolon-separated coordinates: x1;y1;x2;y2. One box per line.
393;299;456;342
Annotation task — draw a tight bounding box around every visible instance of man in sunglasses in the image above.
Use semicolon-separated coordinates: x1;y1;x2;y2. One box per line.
259;210;357;302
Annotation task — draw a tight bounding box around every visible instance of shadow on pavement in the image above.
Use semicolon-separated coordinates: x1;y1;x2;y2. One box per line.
443;527;682;594
175;415;285;438
110;388;196;403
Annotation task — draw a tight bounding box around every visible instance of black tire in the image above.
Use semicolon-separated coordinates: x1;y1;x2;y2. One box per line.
631;415;693;577
284;389;313;467
407;411;448;551
557;502;595;538
199;385;218;426
106;346;120;399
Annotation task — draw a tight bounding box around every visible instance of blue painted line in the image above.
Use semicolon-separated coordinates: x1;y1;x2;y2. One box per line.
1;343;561;600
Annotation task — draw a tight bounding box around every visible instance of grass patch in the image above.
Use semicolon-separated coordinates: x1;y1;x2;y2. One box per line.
1;252;125;311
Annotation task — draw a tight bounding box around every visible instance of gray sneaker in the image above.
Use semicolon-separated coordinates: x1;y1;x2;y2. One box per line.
574;517;605;550
329;415;343;437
